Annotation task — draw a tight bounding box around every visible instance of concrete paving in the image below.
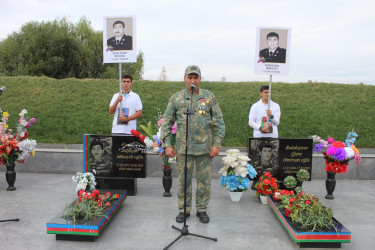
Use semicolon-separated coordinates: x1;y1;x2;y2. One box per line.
0;173;374;250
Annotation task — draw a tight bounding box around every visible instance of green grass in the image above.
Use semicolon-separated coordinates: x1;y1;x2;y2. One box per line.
1;76;374;148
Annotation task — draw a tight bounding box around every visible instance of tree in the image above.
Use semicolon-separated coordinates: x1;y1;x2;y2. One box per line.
0;17;144;79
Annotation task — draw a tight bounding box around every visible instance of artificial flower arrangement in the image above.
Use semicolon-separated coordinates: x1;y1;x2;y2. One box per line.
282;168;310;193
312;131;361;174
255;172;278;196
283;176;297;189
0;109;37;165
62;172;119;224
137;109;177;170
219;149;257;192
273;190;338;232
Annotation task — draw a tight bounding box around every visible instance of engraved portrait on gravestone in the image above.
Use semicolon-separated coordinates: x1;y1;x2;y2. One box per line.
90;137;113;176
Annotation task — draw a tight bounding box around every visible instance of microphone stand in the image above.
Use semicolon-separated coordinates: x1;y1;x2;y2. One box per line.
164;86;217;250
0;89;20;224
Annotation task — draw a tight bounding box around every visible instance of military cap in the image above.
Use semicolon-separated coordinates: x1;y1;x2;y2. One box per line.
185;65;201;76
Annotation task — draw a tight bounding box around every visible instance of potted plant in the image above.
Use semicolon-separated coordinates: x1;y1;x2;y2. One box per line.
219;149;257;201
255;172;278;204
0;109;37;191
312;131;361;199
283;175;297;190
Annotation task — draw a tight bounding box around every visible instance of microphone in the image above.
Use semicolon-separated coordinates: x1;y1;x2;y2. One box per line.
190;85;196;93
0;86;6;95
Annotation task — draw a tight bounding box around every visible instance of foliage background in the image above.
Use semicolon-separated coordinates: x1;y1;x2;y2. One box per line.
0;18;144;80
1;76;374;148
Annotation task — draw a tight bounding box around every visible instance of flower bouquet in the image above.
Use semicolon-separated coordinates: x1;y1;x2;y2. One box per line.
62;172;119;223
72;172;97;193
0;109;36;190
255;172;278;204
312;131;361;174
313;131;362;199
274;190;338;232
0;109;37;165
219;149;256;201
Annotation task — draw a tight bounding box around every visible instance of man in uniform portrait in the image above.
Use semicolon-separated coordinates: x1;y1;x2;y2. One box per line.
259;32;286;63
107;20;133;51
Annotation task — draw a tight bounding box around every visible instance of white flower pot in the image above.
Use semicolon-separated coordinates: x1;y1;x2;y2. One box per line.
260;195;268;205
229;191;243;202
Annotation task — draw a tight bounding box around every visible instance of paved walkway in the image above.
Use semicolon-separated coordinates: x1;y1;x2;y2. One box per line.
0;173;374;250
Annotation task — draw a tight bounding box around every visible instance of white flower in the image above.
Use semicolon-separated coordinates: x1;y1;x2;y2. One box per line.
144;137;154;148
226;149;240;156
168;157;176;164
153;146;159;153
344;147;355;160
235;166;249;177
223;155;238;167
218;165;230;176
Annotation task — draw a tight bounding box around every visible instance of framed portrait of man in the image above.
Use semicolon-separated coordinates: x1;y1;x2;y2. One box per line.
103;16;137;63
254;26;291;76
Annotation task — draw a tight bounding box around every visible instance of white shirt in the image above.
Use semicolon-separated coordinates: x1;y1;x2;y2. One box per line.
110;91;142;134
248;99;281;138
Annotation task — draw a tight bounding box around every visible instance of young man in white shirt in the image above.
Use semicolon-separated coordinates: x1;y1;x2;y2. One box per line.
109;74;142;134
248;85;281;138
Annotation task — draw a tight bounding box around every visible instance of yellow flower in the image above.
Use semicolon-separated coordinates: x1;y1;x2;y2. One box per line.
351;145;359;154
31;150;36;157
2;112;9;118
5;125;8;128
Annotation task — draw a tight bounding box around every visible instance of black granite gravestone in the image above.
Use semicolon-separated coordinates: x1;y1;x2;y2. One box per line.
83;134;147;195
248;138;313;184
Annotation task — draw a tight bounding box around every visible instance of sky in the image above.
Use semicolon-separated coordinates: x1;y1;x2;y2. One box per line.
0;0;374;84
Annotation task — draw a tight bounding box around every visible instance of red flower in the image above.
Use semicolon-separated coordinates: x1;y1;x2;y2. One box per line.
131;129;141;137
139;135;146;143
305;200;311;205
105;202;111;207
289;198;297;204
78;190;86;197
285;209;290;217
332;141;345;148
264;172;272;178
114;194;119;199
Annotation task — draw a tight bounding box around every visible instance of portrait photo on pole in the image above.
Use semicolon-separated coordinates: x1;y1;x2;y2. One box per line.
103;16;137;63
254;27;291;76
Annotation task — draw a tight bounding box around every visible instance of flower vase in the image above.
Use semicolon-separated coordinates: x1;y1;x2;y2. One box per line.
162;169;172;197
325;172;336;199
260;195;268;204
229;191;243;201
5;164;17;191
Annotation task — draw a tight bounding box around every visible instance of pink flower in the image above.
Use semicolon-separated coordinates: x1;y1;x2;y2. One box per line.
157;118;165;126
171;122;177;134
327;137;334;144
326;146;337;156
29;118;36;125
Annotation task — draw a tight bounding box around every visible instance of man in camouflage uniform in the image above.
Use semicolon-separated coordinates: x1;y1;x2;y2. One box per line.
161;65;225;224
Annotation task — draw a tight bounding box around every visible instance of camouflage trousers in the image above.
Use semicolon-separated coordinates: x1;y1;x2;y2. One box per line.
176;153;213;213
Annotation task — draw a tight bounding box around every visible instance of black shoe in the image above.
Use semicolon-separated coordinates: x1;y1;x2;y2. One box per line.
196;211;209;223
176;212;190;223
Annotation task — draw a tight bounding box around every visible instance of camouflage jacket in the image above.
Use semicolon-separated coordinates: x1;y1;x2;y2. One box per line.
160;88;225;155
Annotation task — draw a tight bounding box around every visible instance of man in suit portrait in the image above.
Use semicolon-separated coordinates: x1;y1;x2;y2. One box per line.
107;20;133;51
259;32;286;63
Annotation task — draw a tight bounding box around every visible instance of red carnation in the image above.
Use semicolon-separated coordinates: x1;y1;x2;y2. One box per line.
131;129;141;137
285;209;291;217
139;134;146;143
